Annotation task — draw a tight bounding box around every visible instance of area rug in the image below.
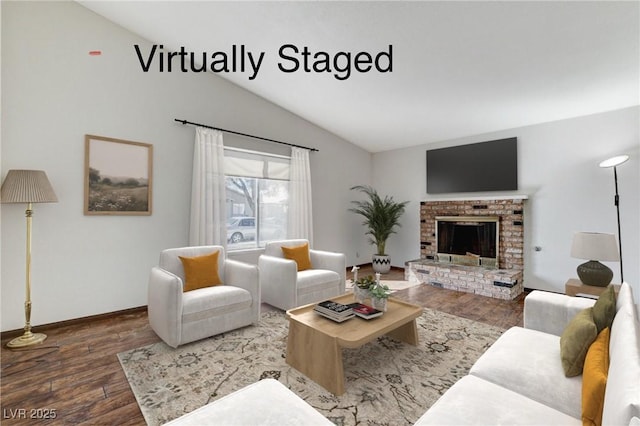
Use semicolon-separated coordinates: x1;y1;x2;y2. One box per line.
118;309;504;425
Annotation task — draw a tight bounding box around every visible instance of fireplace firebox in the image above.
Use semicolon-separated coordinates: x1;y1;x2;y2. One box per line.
435;216;499;268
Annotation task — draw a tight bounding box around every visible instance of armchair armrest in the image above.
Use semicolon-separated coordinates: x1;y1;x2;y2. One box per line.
224;259;260;301
259;255;298;309
524;290;595;336
148;267;184;348
310;250;346;292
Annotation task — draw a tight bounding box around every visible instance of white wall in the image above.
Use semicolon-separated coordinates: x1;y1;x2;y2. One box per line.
1;1;371;331
373;107;640;304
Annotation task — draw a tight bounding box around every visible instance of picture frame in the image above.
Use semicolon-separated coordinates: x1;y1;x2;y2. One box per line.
84;134;153;215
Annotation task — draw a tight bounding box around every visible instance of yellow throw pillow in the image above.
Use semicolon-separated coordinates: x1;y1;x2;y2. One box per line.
560;307;598;377
582;327;610;426
179;250;222;292
281;243;312;271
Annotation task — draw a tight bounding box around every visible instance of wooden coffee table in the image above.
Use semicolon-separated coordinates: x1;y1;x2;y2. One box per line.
285;293;423;395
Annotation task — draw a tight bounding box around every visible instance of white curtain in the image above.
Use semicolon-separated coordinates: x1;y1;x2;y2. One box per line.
288;147;313;244
189;127;227;247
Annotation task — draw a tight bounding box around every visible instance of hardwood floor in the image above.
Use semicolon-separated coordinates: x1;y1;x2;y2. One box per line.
360;266;526;330
0;265;525;425
1;309;156;425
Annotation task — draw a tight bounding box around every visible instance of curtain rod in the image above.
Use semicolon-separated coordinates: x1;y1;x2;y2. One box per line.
174;119;319;152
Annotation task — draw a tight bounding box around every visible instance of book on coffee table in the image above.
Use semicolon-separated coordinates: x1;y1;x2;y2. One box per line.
316;300;353;314
314;300;355;322
347;303;383;319
314;309;355;322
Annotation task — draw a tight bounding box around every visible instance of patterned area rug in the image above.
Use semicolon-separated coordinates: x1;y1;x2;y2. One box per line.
118;308;504;425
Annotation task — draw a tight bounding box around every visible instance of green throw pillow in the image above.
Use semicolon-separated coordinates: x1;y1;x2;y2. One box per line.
560;307;598;377
592;286;616;333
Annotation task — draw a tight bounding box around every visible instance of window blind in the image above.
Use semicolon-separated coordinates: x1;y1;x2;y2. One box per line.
224;148;290;180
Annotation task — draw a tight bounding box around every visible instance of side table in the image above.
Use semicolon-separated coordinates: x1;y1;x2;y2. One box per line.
565;278;620;298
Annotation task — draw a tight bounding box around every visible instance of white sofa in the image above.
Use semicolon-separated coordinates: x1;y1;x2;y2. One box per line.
166;283;639;425
415;282;640;425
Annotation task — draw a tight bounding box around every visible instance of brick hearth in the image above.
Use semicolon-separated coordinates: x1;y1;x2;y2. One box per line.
405;197;526;300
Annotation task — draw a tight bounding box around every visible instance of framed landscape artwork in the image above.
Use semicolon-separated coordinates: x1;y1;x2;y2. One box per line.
84;134;153;215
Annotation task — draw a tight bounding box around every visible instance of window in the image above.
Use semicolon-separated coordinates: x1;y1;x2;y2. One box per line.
224;148;289;250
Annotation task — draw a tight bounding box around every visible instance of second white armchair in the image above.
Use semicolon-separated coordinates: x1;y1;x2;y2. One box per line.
259;239;346;311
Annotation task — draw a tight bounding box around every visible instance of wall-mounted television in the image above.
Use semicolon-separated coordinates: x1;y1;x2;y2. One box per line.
426;137;518;194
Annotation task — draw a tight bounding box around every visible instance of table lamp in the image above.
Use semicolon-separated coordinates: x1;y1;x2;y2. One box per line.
570;232;619;287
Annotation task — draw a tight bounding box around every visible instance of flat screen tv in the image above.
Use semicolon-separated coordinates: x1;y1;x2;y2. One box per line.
426;137;517;194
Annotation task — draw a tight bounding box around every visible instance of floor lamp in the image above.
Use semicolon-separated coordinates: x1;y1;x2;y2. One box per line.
598;155;629;283
1;170;58;348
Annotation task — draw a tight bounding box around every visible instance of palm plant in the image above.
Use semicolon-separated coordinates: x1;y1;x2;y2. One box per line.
349;185;409;256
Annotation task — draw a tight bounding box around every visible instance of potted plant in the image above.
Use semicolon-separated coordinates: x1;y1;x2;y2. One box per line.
353;275;376;303
369;282;391;311
349;185;409;273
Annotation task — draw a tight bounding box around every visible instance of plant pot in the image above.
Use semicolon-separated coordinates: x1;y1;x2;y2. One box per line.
371;297;388;312
372;254;391;274
354;286;370;303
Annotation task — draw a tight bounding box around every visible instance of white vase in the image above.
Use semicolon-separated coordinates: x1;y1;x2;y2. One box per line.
371;297;388;312
354;286;370;303
372;254;391;274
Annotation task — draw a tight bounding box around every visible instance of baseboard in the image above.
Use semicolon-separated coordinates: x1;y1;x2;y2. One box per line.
1;305;148;339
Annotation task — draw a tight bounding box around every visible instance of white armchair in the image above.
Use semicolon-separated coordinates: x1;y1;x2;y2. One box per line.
258;239;346;311
148;245;260;348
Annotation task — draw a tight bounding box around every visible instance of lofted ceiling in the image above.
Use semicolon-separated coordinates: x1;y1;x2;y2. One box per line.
78;1;639;153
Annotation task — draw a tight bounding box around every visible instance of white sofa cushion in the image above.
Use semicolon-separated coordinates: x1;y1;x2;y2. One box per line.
414;375;581;425
469;326;582;419
182;286;252;323
163;379;333;425
296;269;340;295
602;282;640;426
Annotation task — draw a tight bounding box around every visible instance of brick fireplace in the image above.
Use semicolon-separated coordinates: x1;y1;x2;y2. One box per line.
405;197;526;300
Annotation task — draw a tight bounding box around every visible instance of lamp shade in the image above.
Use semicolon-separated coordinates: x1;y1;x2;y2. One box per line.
1;170;58;204
599;155;629;168
570;232;619;262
